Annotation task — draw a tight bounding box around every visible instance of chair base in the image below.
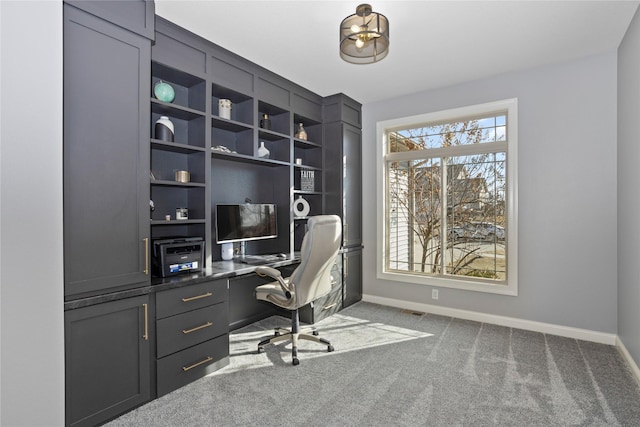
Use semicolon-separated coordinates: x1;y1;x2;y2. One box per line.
257;310;334;365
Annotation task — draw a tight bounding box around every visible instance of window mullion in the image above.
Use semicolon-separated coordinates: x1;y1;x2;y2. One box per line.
440;157;448;276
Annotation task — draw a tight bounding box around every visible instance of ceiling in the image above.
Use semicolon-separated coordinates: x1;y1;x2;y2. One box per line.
155;1;639;104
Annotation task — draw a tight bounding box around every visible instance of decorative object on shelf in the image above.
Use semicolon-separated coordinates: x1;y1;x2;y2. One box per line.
295;158;303;165
259;113;271;130
295;122;308;140
165;214;171;221
218;98;232;119
293;196;310;217
176;207;188;220
212;145;236;153
153;80;175;103
300;170;315;191
221;242;234;261
339;3;389;64
150;200;155;212
155;116;174;142
175;170;190;183
257;141;270;159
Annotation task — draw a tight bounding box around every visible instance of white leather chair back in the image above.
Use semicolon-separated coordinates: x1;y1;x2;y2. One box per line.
289;215;342;307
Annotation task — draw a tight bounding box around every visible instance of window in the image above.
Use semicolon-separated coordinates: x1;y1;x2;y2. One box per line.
377;99;518;295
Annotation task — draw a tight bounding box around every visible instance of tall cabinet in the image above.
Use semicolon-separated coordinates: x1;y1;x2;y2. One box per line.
63;2;155;426
63;1;153;300
324;95;364;308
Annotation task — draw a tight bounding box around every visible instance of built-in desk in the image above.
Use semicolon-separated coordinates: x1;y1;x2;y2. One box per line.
63;255;301;311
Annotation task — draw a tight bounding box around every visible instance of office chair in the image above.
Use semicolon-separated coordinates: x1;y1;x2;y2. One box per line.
254;215;342;365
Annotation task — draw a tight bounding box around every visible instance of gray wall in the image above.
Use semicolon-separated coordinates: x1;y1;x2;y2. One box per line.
618;7;640;365
362;52;619;334
0;1;65;425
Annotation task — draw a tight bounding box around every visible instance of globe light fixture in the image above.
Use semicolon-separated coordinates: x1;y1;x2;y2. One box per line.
340;3;389;64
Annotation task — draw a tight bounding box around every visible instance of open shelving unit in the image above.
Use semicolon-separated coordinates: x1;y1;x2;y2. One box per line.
150;52;327;266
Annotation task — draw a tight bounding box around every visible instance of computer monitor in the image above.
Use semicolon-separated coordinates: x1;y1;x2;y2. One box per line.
215;203;277;244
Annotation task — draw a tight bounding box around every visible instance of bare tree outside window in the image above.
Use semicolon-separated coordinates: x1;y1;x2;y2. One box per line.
386;116;507;282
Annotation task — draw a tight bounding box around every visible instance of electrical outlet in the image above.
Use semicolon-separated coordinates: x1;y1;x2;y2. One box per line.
432;289;439;300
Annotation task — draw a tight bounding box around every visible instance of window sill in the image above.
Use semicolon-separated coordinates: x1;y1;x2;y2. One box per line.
377;269;518;296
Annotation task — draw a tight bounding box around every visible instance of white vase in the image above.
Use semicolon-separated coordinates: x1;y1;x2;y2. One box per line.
257;141;270;158
293;196;310;217
218;98;232;119
155;116;174;142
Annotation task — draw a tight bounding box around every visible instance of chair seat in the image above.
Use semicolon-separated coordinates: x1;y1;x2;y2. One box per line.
255;281;286;300
256;281;294;309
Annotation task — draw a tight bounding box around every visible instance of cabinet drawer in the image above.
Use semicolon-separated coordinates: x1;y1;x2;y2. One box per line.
157;303;228;358
300;286;342;325
156;279;227;319
157;334;229;397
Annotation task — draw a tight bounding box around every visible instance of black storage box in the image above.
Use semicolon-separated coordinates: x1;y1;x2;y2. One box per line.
152;237;204;277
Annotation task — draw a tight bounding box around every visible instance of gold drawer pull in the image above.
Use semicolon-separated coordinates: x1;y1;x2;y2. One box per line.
182;292;213;303
182;356;213;372
322;303;337;311
182;322;213;334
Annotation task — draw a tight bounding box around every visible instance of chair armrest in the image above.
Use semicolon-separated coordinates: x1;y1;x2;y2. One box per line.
255;266;281;280
256;266;293;298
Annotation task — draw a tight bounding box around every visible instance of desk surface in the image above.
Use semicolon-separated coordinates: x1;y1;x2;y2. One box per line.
64;255;300;311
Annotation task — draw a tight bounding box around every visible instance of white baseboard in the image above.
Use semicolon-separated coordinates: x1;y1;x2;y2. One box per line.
616;337;640;385
362;294;617;345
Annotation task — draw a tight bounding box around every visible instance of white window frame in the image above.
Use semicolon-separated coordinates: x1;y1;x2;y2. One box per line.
376;99;518;296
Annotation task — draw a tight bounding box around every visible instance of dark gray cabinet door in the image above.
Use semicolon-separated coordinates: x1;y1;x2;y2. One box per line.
64;4;150;298
342;123;362;248
343;249;363;308
324;122;362;248
65;295;152;427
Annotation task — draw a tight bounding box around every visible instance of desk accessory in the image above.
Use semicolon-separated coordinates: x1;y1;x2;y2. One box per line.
218;99;232;119
300;170;315;191
260;113;271;129
153;80;175;103
295;122;307;140
257;141;270;158
293;196;310;217
175;170;190;183
155;116;174;142
176;207;188;220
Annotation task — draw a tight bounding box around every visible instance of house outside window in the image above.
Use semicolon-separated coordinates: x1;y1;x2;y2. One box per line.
377;99;518;295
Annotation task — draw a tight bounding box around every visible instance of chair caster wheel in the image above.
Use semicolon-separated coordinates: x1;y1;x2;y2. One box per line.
327;345;334;352
257;346;264;354
292;358;300;366
312;330;319;336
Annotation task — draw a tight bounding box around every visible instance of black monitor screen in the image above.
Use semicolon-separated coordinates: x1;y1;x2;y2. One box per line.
215;204;277;244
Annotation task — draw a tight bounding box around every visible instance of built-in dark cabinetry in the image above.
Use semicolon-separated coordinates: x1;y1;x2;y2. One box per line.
150;18;326;262
324;95;363;307
64;2;155;426
65;295;152;427
155;279;230;396
63;7;363;426
343;249;363;307
63;2;152;299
